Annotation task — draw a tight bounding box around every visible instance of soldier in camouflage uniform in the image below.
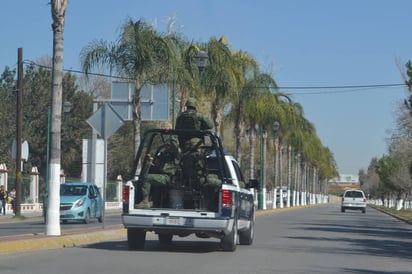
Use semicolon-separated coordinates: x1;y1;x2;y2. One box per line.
176;99;223;210
181;138;223;211
181;138;208;187
175;97;213;131
136;138;181;208
201;173;223;211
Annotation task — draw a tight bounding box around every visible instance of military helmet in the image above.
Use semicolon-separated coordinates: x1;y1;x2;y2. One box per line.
185;97;197;109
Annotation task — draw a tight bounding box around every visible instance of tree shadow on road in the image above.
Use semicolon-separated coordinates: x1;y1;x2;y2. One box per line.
83;238;222;253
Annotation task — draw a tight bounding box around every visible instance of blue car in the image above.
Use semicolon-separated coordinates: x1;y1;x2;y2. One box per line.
60;182;104;224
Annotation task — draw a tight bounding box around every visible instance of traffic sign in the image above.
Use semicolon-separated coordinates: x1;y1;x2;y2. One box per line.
87;103;124;139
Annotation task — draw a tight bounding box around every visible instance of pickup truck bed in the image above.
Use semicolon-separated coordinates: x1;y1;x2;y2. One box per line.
122;129;257;251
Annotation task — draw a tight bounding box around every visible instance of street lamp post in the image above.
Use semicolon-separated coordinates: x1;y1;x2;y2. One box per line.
195;50;209;77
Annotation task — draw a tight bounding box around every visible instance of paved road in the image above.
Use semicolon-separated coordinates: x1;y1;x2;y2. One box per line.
1;205;411;274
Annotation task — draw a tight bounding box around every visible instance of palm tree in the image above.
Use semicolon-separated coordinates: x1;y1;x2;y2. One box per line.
203;36;237;136
243;73;278;181
278;101;305;206
80;19;174;157
226;50;259;164
174;42;209;115
47;0;67;236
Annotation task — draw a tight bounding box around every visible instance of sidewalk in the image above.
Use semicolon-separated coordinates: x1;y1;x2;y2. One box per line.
0;208;122;223
0;211;43;222
0;209;125;255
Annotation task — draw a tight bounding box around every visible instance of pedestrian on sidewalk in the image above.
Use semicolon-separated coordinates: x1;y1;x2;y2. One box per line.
0;185;7;215
9;187;16;215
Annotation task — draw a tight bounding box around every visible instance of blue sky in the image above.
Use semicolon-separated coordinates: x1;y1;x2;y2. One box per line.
1;0;410;175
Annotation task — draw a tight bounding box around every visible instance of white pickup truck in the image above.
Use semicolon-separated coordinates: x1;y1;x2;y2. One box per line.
122;129;258;251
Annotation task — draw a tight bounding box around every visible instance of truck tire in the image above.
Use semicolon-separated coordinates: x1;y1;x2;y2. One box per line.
221;218;238;251
158;233;173;244
239;216;254;245
127;228;146;250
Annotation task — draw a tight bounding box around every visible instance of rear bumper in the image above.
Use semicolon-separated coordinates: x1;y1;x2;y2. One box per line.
122;213;233;235
341;203;366;209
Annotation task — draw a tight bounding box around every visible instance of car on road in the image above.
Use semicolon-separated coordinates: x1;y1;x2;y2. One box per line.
60;182;104;224
341;189;367;213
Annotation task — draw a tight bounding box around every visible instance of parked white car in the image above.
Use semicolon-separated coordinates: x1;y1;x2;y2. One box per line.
341;189;367;213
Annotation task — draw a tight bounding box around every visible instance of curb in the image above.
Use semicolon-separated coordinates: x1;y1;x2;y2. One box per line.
368;205;412;225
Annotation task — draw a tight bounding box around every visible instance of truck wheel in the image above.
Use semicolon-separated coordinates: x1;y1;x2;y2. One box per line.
341;207;345;213
158;233;173;244
127;228;146;250
239;216;254;245
221;218;238;251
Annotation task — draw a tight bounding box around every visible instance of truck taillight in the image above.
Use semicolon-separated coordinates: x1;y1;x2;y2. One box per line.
222;189;232;208
123;186;130;203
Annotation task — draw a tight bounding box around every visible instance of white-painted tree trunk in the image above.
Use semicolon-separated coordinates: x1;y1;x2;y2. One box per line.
46;164;61;235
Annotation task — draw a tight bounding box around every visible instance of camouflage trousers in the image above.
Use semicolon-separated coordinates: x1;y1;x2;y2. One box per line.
200;174;223;211
140;174;170;196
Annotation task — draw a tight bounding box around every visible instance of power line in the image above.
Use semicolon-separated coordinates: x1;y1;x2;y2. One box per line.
23;60;131;81
279;83;406;89
281;83;407;96
23;59;408;95
284;86;406;96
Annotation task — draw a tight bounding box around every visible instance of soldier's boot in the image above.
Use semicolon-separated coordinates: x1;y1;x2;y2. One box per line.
135;182;152;209
135;195;152;208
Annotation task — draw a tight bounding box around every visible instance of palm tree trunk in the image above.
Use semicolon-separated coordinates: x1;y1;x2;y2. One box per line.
133;80;143;173
248;126;257;202
212;101;223;136
262;131;267;210
248;127;257;179
47;0;67;236
287;145;292;207
234;105;244;164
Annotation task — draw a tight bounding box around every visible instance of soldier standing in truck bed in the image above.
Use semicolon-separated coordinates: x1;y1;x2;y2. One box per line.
175;97;213;131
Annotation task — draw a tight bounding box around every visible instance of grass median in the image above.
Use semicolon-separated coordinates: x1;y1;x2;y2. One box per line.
369;204;412;223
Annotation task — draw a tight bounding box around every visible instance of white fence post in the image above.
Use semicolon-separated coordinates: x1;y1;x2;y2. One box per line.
116;175;123;202
29;166;40;203
0;163;8;190
272;188;277;209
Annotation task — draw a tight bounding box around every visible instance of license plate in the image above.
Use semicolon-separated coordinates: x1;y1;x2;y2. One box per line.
153;216;186;226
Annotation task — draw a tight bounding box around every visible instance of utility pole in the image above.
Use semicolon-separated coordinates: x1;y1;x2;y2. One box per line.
15;48;23;217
